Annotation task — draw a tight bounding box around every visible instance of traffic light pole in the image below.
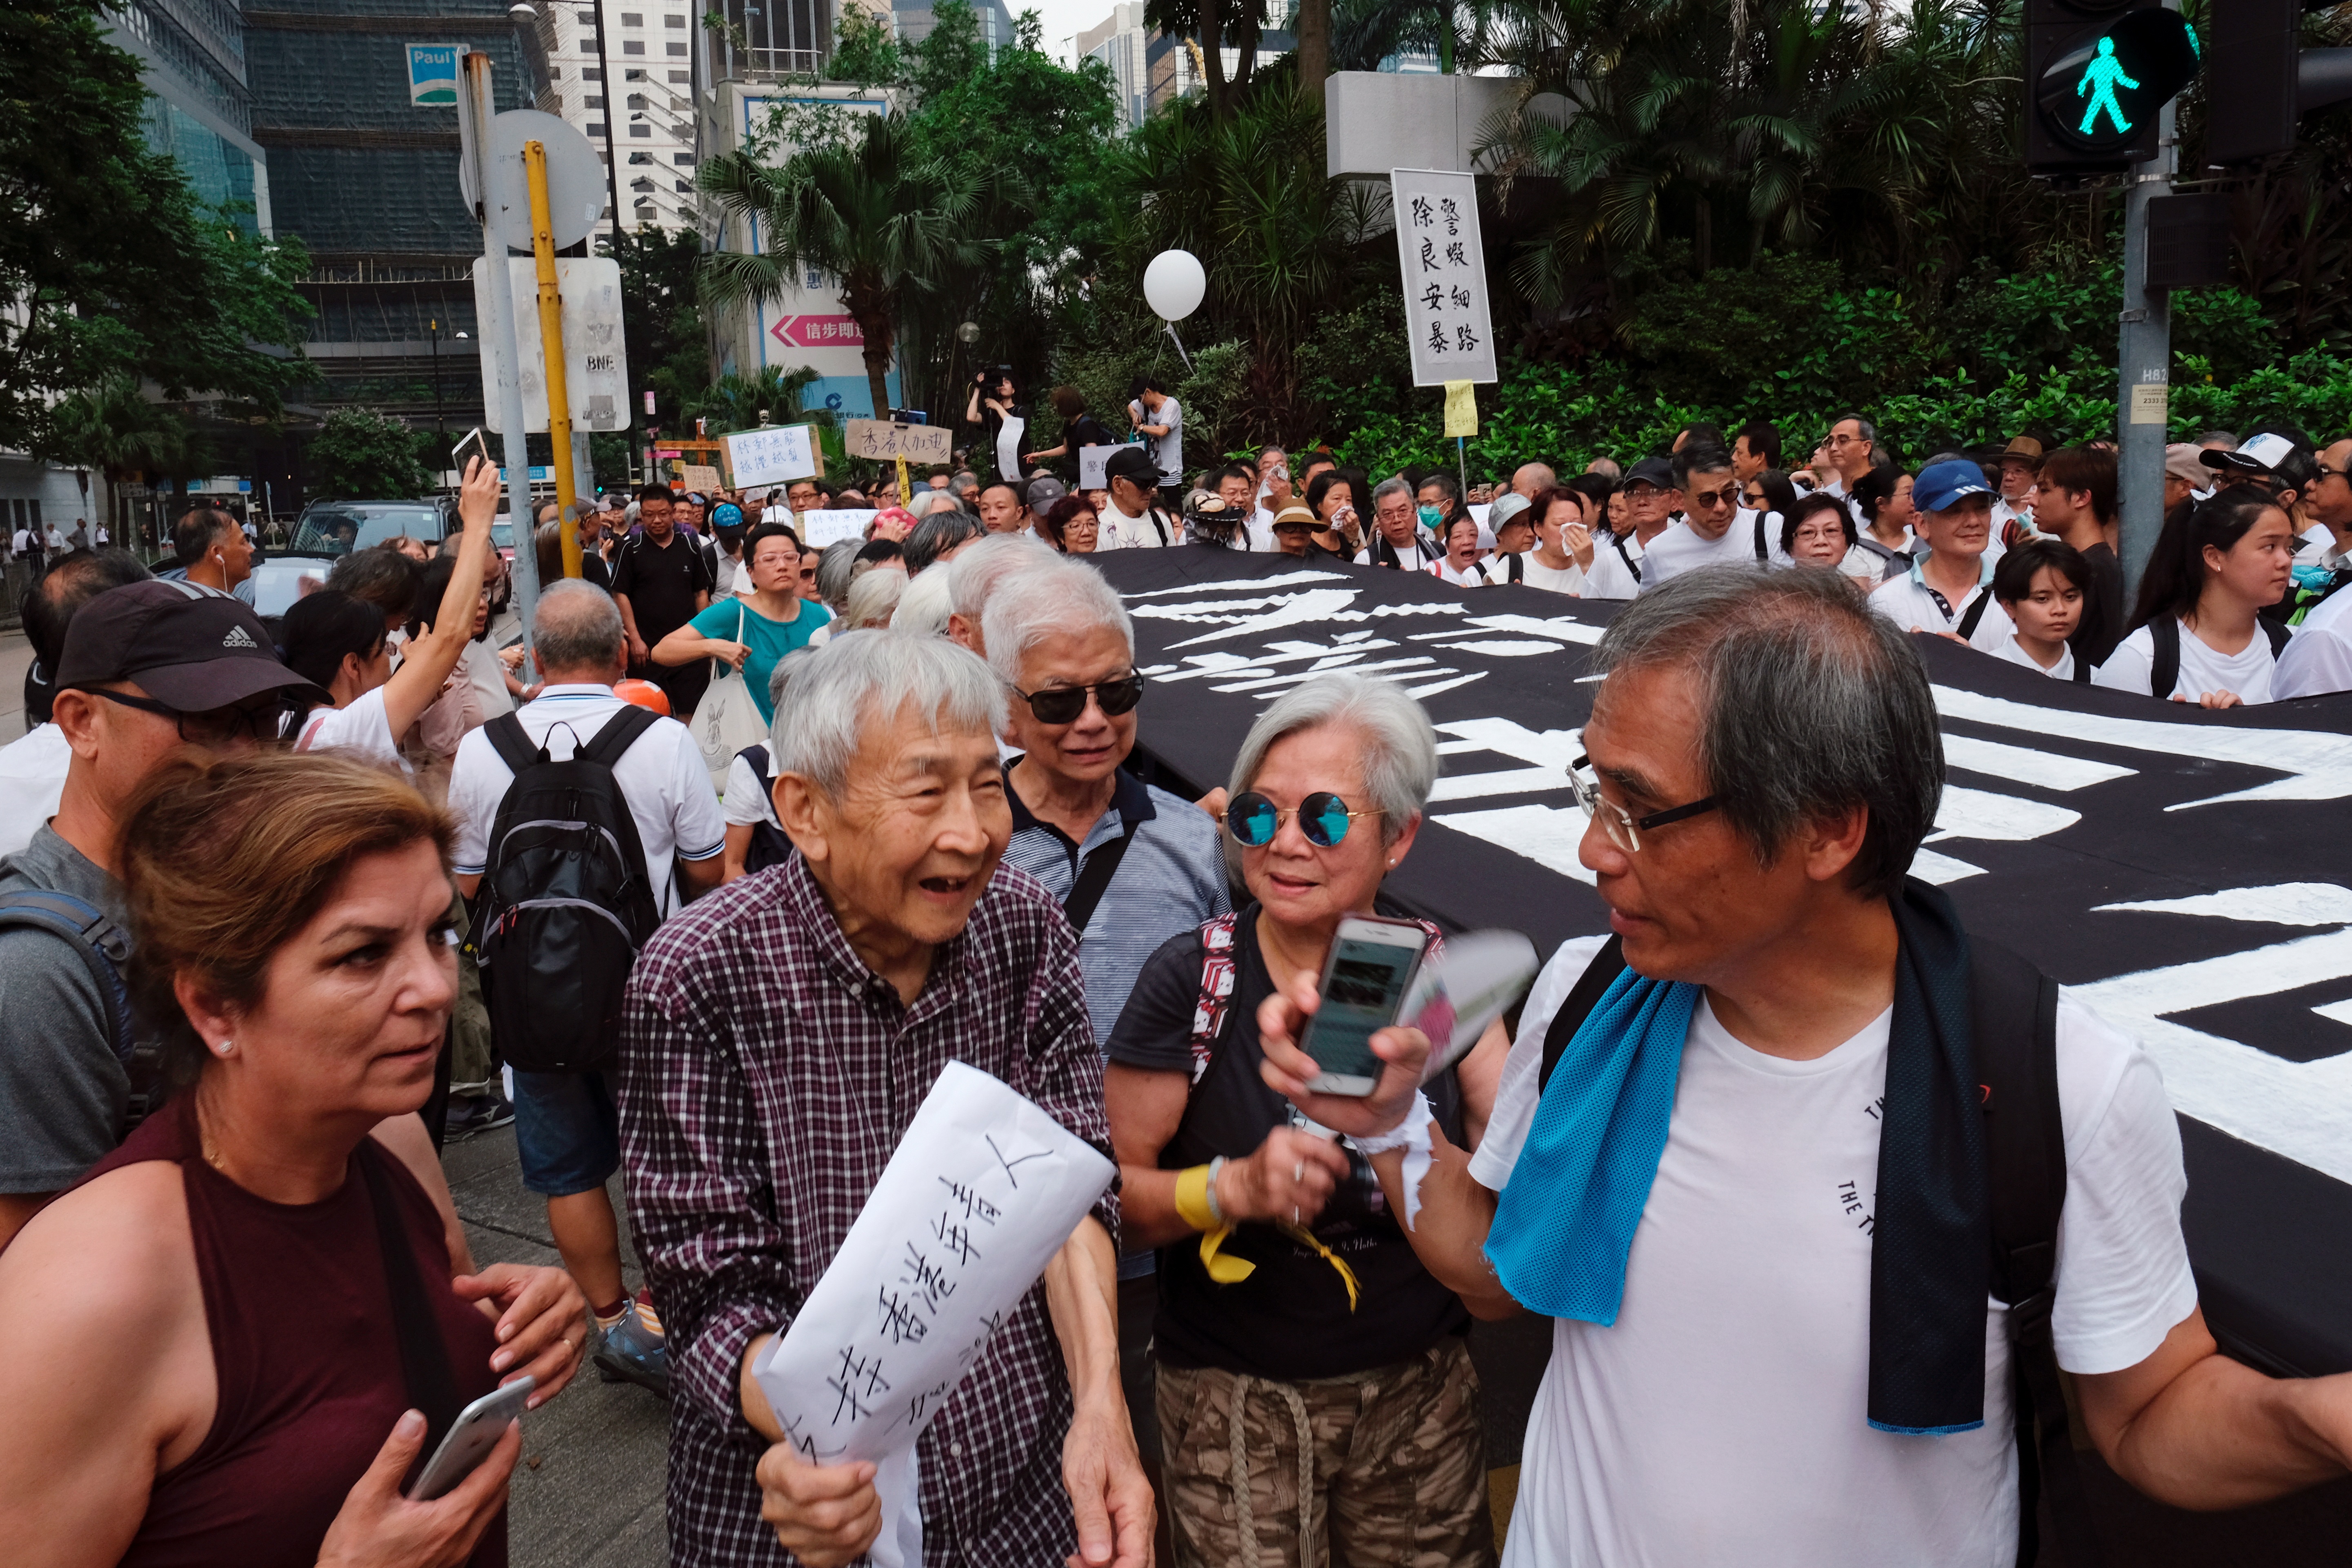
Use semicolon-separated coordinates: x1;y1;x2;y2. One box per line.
2115;16;2178;602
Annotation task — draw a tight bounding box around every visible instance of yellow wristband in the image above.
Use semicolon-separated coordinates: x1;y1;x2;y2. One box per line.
1172;1164;1219;1232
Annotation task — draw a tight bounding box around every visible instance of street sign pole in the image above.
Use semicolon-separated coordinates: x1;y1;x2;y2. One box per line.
2116;2;2179;603
461;51;540;659
525;139;584;578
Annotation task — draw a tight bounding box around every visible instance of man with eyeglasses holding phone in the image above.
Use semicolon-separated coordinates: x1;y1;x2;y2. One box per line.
1638;443;1782;590
0;580;326;1247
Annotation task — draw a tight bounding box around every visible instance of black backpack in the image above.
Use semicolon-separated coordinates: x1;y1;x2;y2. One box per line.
1537;935;2100;1568
731;744;795;876
0;889;169;1131
2148;615;2290;698
475;707;663;1074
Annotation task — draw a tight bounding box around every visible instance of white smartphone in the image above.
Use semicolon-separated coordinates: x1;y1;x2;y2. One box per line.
407;1376;532;1501
1299;916;1430;1096
452;427;494;483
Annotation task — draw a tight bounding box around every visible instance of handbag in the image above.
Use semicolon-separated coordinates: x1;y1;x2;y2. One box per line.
691;600;769;791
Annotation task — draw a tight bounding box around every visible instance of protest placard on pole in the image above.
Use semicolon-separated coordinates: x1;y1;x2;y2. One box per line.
845;418;954;467
727;425;821;488
798;509;877;547
1392;169;1499;387
1078;444;1134;490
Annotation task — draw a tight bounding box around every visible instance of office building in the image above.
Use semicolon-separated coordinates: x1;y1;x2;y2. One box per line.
1075;2;1148;131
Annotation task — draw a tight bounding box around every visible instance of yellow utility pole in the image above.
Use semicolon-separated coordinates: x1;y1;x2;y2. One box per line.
523;139;583;578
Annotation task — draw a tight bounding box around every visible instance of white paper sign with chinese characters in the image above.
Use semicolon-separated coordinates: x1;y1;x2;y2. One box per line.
725;425;820;488
751;1060;1113;1474
1391;169;1498;387
1079;443;1136;490
798;508;876;548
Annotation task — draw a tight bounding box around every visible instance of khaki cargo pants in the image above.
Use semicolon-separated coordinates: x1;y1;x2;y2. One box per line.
1156;1337;1494;1568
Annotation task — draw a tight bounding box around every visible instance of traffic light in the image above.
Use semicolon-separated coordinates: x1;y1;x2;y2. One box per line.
2205;0;2352;166
2025;0;2203;179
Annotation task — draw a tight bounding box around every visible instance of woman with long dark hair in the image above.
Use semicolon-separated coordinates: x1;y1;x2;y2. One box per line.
2092;485;2296;707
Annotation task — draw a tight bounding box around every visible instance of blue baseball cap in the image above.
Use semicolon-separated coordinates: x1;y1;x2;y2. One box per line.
1915;459;1994;513
709;501;745;529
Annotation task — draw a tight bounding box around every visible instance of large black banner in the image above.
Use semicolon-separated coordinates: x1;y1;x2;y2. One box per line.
1094;548;2352;1378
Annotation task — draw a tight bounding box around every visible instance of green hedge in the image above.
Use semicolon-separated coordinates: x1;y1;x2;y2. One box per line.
1324;348;2352;480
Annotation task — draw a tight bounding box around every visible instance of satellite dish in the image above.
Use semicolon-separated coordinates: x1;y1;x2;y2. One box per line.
458;108;609;252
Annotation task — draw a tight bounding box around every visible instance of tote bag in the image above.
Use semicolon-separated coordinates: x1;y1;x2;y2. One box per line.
692;600;769;791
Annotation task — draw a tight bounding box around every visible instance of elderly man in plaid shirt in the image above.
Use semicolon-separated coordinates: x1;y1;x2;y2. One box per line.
619;629;1151;1568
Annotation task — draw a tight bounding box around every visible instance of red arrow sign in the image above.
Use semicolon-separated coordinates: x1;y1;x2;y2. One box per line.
769;314;865;349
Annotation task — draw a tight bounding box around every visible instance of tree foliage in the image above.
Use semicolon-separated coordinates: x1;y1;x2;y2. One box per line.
605;223;709;428
307;407;433;500
0;0;314;457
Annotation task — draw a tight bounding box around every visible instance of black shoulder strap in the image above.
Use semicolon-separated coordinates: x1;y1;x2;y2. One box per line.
577;701;660;768
1062;817;1141;934
1957;586;1994;641
1507;552;1525;584
358;1144;465;1482
1538;935;1628;1092
1614;534;1642;584
483;711;542;776
1972;940;2101;1568
2150;616;2181;698
2262;616;2292;659
1753;509;1769;562
2071;655;2092;684
1149;509;1169;547
739;743;769;781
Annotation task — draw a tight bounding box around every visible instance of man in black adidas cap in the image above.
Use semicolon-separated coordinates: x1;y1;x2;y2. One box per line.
0;582;323;1247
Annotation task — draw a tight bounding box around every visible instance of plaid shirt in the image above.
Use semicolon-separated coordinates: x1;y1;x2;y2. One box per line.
619;852;1119;1568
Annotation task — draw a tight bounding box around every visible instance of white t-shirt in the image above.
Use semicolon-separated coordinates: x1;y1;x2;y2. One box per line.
1129;397;1183;479
1357;537;1438;572
1432;557;1496;587
2093;619;2278;705
1518;553;1584;596
0;724;73;856
1580;532;1649;601
1638;511;1782;591
447;684;725;918
1245;506;1278;553
295;687;408;773
1989;633;2078;681
1096;503;1167;552
1868;558;2013;651
724;749;782;830
1472;936;2196;1568
2274;585;2352;698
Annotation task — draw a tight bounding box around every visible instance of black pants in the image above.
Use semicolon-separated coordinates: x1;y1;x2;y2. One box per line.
637;651;710;722
1118;1270;1176;1565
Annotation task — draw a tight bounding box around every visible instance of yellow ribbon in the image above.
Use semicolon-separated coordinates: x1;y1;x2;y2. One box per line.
1173;1163;1362;1308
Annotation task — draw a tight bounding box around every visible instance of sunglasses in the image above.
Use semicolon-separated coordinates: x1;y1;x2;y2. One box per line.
1010;674;1144;725
1222;790;1385;848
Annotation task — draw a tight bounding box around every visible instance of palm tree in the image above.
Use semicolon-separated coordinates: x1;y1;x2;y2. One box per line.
47;378;208;546
699;111;987;421
687;365;828;434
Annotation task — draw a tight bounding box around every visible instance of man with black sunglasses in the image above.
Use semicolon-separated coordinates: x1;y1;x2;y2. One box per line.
0;580;325;1248
989;557;1228;1520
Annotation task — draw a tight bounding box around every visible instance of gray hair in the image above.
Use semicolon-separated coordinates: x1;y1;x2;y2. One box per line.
982;558;1133;683
843;567;906;629
1834;413;1877;444
768;642;818;708
1588;564;1941;900
1229;674;1437;849
948;534;1058;623
532;579;624;674
1371;476;1414;510
768;629;1007;799
906;510;986;574
814;539;860;609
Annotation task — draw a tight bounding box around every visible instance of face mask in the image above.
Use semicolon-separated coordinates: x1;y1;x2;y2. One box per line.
1418;505;1444;531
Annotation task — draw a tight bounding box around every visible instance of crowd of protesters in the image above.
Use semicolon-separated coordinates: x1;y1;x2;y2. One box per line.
6;405;2352;1568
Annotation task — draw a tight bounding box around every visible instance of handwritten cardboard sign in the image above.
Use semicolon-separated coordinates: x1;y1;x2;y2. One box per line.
846;418;954;466
798;509;876;547
727;425;821;488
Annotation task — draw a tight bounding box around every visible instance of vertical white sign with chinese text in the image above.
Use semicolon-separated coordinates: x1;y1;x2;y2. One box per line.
1392;169;1498;387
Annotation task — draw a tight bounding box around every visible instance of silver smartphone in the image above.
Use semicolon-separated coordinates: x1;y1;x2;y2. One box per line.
1299;916;1430;1096
407;1376;532;1500
452;427;494;483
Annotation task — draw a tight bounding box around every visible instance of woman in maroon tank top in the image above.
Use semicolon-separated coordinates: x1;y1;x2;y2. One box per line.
0;752;587;1567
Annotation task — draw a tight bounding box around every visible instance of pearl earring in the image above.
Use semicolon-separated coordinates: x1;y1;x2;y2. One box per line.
213;1039;233;1056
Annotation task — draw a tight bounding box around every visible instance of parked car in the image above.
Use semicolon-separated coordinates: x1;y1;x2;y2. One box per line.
287;499;447;558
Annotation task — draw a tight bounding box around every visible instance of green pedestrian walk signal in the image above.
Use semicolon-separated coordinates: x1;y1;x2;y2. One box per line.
2027;3;2203;174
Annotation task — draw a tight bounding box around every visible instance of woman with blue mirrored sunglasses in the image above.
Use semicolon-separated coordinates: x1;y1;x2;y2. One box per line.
1219;789;1386;849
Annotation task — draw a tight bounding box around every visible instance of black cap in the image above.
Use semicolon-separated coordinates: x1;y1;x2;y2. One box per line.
58;581;326;711
1624;456;1676;489
1104;447;1162;487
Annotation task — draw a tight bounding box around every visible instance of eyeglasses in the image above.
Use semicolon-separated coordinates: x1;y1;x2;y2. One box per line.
2316;463;2352;486
1686;483;1739;511
1009;673;1144;725
1222;790;1385;848
1743;489;1769;509
1565;753;1719;852
85;687;281;747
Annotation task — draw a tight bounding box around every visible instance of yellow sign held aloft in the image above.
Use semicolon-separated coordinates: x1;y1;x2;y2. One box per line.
1443;380;1477;438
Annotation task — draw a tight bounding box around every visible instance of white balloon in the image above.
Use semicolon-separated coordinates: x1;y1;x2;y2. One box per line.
1142;249;1207;323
